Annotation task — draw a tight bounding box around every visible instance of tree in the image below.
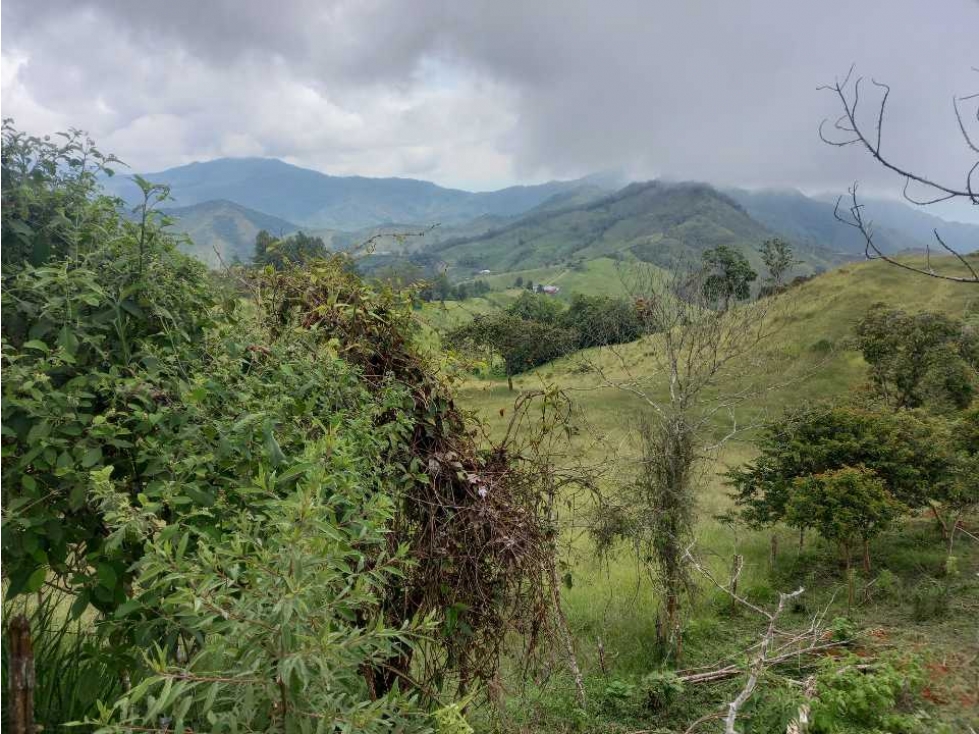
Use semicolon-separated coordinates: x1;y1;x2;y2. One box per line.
253;230;327;269
728;406;956;533
560;293;643;348
507;290;564;324
514;275;524;288
785;466;902;573
855;304;974;410
701;246;757;310
819;67;979;283
759;237;798;287
587;253;791;646
448;312;577;390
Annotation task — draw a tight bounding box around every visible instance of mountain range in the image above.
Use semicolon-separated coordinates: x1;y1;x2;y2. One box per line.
101;157;979;272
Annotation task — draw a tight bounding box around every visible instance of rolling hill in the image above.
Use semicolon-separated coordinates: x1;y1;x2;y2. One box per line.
103;157;603;231
427;180;847;277
163;199;303;267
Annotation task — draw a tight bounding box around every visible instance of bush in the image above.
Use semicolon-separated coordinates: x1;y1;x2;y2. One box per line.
560;293;644;348
728;406;956;527
785;467;902;573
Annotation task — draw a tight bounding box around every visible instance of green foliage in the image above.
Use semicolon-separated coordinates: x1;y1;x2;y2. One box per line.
759;237;798;284
93;438;435;733
1;120;121;270
253;229;327;269
810;655;931;734
855;303;975;410
728;406;955;527
506;291;565;325
560;293;643;348
639;670;684;711
701;245;757;309
448;312;577;381
785;467;902;570
1;233;216;609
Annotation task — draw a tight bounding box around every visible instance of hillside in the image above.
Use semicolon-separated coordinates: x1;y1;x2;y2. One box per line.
103;157;602;230
729;187;979;256
428;180;847;276
164;199;302;266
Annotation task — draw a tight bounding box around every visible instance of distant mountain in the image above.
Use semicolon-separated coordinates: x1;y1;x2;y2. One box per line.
728;188;979;256
163;200;301;267
103;157;603;231
428;180;845;276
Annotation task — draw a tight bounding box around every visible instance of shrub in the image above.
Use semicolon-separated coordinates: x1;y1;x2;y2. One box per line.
560;293;644;348
786;467;902;573
639;670;684;711
728;406;955;527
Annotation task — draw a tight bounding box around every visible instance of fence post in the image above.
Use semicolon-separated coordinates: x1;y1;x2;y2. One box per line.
9;614;35;734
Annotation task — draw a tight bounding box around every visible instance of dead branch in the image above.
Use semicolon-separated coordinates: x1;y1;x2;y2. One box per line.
820;66;978;283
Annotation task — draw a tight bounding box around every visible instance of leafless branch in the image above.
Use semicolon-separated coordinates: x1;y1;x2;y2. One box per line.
820;66;978;283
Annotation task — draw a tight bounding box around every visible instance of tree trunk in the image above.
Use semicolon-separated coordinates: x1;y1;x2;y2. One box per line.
507;373;514;392
861;538;871;574
769;534;778;570
8;614;34;734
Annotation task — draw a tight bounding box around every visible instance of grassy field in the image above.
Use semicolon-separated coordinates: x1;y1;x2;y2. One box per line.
447;257;979;733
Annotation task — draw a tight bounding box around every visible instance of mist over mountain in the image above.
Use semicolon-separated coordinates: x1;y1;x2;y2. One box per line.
729;187;979;257
100;156;978;270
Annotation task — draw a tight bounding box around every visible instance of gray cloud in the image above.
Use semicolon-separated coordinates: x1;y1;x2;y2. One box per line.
2;0;977;219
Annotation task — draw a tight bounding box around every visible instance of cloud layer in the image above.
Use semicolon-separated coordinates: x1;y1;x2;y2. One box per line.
2;0;977;208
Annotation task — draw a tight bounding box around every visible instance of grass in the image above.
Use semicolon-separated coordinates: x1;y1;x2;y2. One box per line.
449;256;979;732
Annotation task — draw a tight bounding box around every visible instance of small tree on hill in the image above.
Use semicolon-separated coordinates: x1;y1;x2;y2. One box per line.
448;312;577;390
727;405;959;544
785;466;902;573
759;237;799;288
701;245;757;310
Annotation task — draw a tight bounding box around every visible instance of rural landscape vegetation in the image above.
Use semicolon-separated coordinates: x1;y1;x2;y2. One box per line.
2;4;979;734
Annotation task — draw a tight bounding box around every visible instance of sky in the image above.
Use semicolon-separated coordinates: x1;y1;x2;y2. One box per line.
2;0;977;220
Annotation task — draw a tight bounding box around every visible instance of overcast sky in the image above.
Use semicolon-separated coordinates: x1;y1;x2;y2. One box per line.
2;0;977;217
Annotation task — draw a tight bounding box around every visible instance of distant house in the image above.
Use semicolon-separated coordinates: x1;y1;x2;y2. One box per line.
542;285;560;294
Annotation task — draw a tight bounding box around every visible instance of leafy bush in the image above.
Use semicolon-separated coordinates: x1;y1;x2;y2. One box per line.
810;655;930;734
560;293;643;348
92;436;436;732
728;406;955;527
785;467;902;572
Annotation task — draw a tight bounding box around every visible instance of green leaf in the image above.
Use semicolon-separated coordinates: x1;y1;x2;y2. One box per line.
58;324;80;355
80;446;103;468
70;591;90;620
96;562;117;590
114;599;141;619
26;567;47;593
22;340;50;352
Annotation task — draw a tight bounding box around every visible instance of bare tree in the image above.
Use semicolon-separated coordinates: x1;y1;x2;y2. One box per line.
819;66;978;283
585;254;798;650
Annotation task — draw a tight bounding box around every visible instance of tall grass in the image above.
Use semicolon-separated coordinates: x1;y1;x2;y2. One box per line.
2;591;122;731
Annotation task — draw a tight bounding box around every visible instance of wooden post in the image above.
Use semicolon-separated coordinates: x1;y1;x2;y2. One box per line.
9;614;35;734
